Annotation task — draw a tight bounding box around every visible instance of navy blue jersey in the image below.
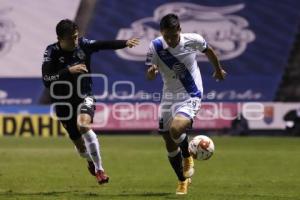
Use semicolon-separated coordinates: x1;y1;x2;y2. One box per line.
42;37;127;104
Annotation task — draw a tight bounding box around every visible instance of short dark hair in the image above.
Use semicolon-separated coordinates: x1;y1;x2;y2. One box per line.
160;13;180;30
56;19;78;38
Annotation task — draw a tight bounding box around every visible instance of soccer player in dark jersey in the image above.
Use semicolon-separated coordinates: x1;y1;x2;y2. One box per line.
42;19;139;184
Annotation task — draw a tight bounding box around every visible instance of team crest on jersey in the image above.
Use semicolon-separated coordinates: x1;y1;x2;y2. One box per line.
116;2;255;61
59;57;64;63
0;7;20;57
76;49;86;60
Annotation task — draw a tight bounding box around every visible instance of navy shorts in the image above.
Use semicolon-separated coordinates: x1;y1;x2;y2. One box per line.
55;96;96;141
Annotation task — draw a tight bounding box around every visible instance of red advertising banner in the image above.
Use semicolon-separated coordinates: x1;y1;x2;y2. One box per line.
92;103;300;130
92;103;239;130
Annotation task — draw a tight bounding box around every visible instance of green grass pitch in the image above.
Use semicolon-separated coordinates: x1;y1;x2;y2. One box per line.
0;135;300;200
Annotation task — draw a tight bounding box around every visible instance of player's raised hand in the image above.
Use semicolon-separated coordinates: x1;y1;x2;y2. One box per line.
126;38;140;48
213;67;227;81
68;64;88;74
146;65;158;80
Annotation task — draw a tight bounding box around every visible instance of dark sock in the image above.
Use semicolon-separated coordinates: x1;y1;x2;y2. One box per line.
168;151;186;181
179;135;190;158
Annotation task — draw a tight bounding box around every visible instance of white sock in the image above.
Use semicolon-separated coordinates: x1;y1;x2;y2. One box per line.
82;130;104;171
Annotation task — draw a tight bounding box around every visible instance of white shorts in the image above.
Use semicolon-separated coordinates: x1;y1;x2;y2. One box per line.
158;97;201;132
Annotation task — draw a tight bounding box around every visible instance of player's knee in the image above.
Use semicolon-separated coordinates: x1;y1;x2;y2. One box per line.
77;113;92;134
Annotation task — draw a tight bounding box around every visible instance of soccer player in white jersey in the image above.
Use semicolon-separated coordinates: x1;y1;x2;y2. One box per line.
145;13;226;195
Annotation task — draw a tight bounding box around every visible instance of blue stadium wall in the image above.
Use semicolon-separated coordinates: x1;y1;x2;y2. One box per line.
1;0;300;136
0;0;299;104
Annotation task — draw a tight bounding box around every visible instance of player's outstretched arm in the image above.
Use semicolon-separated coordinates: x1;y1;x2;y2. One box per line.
89;38;140;51
204;46;227;81
146;65;158;80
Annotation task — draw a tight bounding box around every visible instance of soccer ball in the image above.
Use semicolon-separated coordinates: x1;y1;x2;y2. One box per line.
189;135;215;160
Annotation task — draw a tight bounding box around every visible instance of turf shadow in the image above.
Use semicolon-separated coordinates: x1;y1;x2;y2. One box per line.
79;191;173;198
0;190;173;199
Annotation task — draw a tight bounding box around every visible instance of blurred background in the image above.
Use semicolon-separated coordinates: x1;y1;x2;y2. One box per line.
1;1;300;199
1;0;300;137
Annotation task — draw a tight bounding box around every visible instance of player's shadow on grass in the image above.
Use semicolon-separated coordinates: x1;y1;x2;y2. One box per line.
0;190;174;199
119;192;173;197
0;190;71;197
80;191;173;198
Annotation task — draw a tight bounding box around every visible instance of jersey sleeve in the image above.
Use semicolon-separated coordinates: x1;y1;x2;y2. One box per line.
145;42;158;66
194;34;208;52
42;46;71;88
81;37;127;53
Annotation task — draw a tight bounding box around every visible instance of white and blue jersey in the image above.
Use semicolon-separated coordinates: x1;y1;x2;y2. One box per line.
146;33;207;100
146;33;208;131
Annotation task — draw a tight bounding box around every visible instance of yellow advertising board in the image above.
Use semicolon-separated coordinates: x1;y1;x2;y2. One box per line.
0;114;67;137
